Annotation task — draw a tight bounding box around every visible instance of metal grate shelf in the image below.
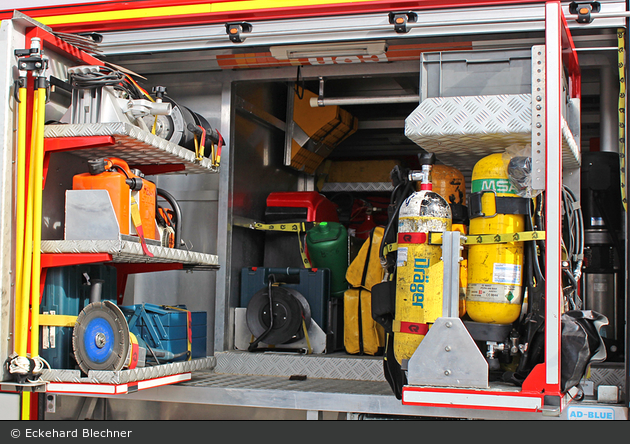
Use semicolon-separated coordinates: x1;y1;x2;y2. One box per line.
44;122;218;174
41;239;219;268
405;93;580;173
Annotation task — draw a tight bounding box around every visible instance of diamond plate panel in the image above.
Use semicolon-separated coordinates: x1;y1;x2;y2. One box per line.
44;123;218;174
586;365;626;399
41;357;216;384
405;94;580;172
181;372;394;396
320;182;394;193
214;351;386;382
40;239;219;267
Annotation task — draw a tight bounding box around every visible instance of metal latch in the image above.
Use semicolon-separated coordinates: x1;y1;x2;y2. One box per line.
226;22;253;43
568;1;601;24
388;11;418;33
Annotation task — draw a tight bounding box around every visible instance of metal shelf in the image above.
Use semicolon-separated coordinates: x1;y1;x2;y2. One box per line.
320;182;393;193
41;357;216;396
404;93;581;173
40;239;219;269
44;122;219;174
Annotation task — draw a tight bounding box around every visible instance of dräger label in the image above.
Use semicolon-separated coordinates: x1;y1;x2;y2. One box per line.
493;263;522;285
411;258;430;308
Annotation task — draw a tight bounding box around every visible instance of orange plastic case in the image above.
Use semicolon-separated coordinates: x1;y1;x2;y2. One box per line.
73;158;158;240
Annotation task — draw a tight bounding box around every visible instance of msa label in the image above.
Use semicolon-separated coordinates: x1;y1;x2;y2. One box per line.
471;178;518;194
567;406;616;420
493;263;521;285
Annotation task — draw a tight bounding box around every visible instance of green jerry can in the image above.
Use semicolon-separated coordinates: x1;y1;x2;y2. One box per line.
306;222;349;298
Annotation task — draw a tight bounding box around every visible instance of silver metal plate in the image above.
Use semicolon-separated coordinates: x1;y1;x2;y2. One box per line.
407;317;489;388
404;93;580;173
44;122;218;174
320;182;394;193
214;351;386;382
64;190;121;240
40;239;219;268
40;357;216;384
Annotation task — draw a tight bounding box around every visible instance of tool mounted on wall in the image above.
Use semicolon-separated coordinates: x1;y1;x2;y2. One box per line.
7;37;52;390
61;66;222;165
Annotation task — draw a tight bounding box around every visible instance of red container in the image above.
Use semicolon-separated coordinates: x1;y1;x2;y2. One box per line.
265;191;339;223
73;158;158;240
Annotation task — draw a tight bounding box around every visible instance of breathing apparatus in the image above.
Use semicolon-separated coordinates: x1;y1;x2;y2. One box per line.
373;153;452;397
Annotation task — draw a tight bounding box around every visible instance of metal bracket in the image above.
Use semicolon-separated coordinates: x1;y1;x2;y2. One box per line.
531;45;546;191
226;22;253;43
407;317;489;388
568;1;601;24
406;231;489;388
441;231;462;318
388;11;418;33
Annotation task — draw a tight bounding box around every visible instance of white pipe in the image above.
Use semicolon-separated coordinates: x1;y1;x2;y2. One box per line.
600;64;619;152
310;95;419;107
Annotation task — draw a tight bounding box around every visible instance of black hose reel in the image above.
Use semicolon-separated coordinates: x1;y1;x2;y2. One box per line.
246;275;312;352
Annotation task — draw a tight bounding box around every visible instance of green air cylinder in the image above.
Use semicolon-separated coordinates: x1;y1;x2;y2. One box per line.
306;222;349;298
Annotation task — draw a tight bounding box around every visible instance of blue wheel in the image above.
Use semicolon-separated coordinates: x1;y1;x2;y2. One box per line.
73;301;130;373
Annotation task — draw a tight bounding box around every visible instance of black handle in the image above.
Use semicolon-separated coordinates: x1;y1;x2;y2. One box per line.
157;188;182;249
418;152;436;166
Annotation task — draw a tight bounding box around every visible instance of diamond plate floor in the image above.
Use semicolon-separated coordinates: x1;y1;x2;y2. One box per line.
182;371;393;396
213;351;386;381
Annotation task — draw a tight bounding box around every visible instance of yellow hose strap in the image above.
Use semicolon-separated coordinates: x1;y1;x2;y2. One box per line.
618;28;627;211
383;230;546;255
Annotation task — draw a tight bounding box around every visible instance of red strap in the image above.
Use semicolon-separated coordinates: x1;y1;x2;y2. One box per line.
398;232;427;244
395;320;429;335
186;311;192;360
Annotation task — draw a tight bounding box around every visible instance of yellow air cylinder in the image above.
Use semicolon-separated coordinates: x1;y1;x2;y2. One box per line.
420;164;468;317
394;168;452;365
466;153;525;324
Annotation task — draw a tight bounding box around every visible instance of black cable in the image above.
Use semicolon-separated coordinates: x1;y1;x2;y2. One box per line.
70;66;145;100
379;181;414;269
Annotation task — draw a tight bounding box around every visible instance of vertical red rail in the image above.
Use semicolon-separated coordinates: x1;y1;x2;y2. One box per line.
543;1;565;396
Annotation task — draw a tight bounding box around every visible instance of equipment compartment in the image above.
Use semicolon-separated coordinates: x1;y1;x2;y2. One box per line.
1;2;628;421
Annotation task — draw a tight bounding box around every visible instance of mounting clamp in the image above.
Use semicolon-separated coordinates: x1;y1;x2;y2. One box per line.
226;22;253;43
388;11;418;33
568;1;601;24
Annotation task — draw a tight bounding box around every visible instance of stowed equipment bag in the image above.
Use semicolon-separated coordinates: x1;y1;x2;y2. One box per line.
561;310;608;394
344;226;385;355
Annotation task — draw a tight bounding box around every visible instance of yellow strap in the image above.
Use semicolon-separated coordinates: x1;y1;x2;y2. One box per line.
39;314;78;327
162;305;192;360
297;231;312;269
618;28;627;211
383;230;546;255
251;222;316;267
130;195;154;257
301;319;312;354
130;195;143;229
252;222;316;232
